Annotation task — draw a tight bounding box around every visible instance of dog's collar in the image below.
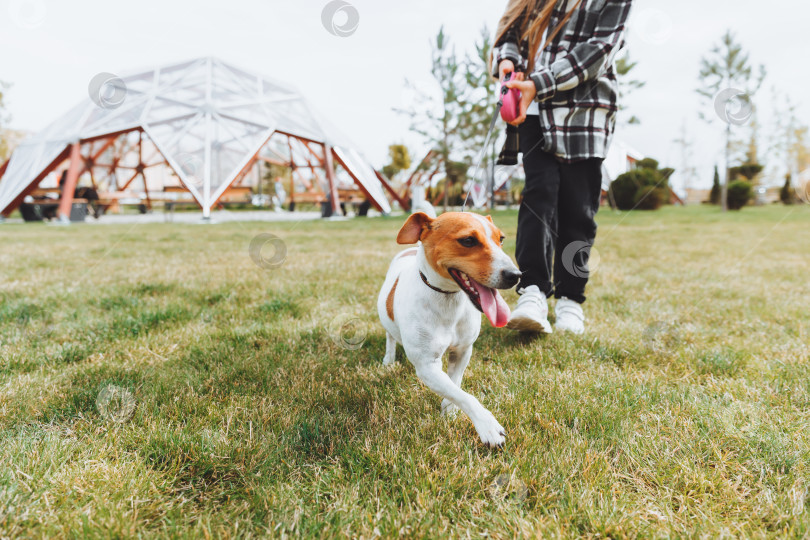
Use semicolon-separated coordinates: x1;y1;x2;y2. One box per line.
419;271;457;295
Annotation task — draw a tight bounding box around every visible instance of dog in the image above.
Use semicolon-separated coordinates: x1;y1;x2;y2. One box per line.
376;211;521;447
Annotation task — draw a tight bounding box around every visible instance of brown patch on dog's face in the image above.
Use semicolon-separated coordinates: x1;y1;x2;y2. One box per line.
420;213;505;286
386;277;398;321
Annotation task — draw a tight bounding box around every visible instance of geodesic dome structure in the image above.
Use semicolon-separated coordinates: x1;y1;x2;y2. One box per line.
0;57;400;218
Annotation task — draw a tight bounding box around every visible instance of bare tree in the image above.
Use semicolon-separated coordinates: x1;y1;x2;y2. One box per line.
771;90;810;184
673;121;698;193
696;30;765;211
462;25;505;209
0;80;13;161
396;27;471;212
616;51;645;125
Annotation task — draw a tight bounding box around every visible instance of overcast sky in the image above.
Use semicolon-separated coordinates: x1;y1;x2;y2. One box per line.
1;0;808;192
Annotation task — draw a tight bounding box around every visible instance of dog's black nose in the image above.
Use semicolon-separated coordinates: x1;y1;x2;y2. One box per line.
500;269;522;288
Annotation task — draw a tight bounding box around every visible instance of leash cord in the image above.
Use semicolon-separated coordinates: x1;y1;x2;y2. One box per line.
462;81;510;211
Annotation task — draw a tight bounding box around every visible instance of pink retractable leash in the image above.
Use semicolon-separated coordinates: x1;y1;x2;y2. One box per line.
462;72;521;210
499;72;522;123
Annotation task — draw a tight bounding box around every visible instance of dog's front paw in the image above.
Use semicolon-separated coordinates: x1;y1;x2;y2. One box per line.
475;411;506;448
441;399;459;418
381;358;397;369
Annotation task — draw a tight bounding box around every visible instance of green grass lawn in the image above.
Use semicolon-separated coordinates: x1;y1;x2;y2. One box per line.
1;204;809;537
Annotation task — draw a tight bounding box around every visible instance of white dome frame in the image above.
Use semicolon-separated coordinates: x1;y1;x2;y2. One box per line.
0;57;402;219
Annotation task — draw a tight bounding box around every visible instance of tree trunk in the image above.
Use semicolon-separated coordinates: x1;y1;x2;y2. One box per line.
722;121;730;212
442;135;449;213
489;136;496;210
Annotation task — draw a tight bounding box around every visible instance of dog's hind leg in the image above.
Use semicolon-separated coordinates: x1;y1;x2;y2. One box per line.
414;362;505;448
382;332;397;366
442;345;472;417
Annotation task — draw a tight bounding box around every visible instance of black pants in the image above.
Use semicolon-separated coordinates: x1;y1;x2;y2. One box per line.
515;116;603;304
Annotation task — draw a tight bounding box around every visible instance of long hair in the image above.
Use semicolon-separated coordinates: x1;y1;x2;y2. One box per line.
494;0;583;74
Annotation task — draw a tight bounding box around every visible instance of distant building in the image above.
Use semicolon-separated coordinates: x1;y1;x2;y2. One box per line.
685;185;783;206
600;139;644;206
684;188;711;205
602;139;644;189
798;169;810;201
754;186;782;205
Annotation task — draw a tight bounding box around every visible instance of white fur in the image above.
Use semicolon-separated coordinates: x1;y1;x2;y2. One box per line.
376;242;512;447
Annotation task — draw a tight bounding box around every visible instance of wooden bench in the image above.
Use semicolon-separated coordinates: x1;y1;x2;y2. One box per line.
215;186;253;209
163;186;190;194
30;187;61;198
96;192;147;214
28;188;127;217
337;188;366;204
289;190;365;205
289;192;325;205
162;185;253;209
20;198;89;222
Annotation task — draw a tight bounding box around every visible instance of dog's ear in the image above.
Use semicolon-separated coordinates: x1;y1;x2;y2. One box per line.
484;215;494;224
397;212;433;244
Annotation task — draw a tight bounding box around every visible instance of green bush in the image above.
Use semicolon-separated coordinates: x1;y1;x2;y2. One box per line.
633;185;666;210
780;174;796;205
730;163;764;182
609;167;667;210
609;173;641;210
509;178;525;204
709;167;721;205
727;180;753;210
636;158;659;170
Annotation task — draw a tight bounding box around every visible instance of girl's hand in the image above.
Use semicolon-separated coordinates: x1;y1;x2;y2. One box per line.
498;60;524;82
504;79;536;126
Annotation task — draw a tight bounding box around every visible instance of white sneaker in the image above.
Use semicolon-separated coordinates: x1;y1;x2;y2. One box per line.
506;285;553;334
555;297;585;334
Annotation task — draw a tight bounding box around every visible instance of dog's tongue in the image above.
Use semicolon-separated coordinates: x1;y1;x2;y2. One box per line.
471;280;511;328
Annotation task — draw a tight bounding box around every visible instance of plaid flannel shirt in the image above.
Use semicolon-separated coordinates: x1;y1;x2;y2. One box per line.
493;0;632;162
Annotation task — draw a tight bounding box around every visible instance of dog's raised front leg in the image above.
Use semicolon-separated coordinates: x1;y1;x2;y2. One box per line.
382;332;396;366
441;345;473;417
447;345;472;387
414;360;505;448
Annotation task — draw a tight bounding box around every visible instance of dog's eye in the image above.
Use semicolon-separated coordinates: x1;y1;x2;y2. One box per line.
458;236;479;248
499;235;505;245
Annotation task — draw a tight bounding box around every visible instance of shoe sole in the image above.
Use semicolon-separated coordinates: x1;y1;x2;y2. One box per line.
506;315;553;334
554;324;584;335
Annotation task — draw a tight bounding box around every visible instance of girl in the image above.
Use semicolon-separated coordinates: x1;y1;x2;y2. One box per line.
493;0;632;334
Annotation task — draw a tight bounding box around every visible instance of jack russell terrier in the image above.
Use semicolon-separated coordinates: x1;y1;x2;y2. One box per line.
376;211;521;447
